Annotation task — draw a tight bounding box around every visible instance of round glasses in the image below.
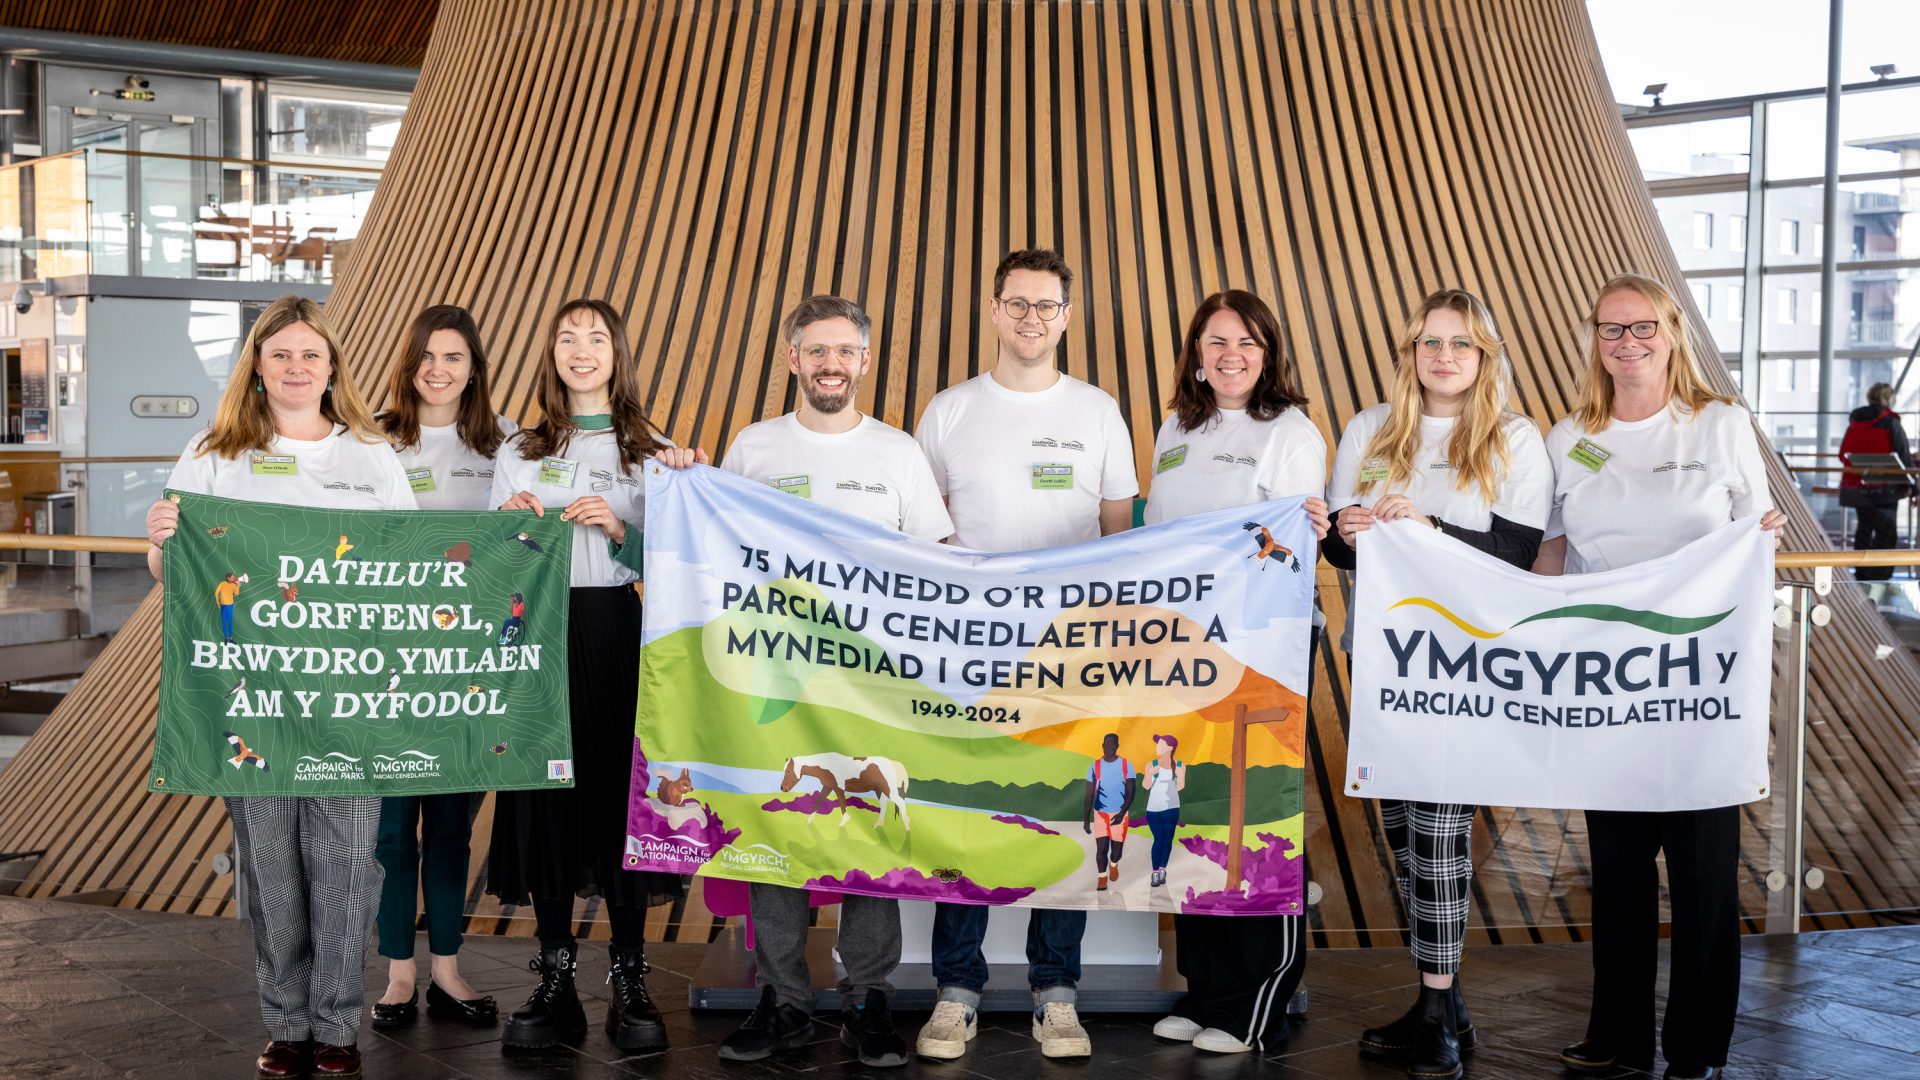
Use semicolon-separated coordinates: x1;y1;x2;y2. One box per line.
1595;321;1659;341
997;297;1068;322
799;343;865;363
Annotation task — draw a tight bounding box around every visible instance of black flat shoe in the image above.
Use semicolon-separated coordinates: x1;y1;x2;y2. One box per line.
370;990;418;1029
427;981;498;1025
1663;1067;1720;1080
1561;1038;1652;1075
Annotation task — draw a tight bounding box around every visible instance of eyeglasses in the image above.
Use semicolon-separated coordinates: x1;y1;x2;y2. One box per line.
997;297;1068;322
799;343;865;363
1415;336;1479;358
1595;320;1659;341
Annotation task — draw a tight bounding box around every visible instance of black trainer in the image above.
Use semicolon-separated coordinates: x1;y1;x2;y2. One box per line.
501;943;588;1052
1359;981;1476;1059
606;944;668;1052
840;989;908;1068
718;985;814;1062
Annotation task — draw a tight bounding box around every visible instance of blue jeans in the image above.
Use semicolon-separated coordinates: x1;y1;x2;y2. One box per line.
931;901;1085;998
1147;807;1180;869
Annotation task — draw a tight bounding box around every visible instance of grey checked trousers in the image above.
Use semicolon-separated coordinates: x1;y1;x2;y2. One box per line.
749;882;901;1012
226;795;384;1045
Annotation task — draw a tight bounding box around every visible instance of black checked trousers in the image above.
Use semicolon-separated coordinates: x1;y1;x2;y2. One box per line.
1378;799;1474;975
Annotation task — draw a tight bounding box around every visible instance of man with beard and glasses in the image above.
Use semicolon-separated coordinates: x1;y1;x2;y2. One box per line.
656;294;950;1068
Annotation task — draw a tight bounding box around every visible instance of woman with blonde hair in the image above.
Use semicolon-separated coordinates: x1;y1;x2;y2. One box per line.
144;294;415;1080
1538;273;1783;1080
1324;288;1553;1080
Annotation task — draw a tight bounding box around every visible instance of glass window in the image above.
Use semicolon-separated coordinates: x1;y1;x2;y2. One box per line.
267;84;407;167
1727;283;1745;321
1693;212;1715;248
1731;215;1746;251
1780;219;1801;256
1655;191;1749;272
1626;116;1751;182
1691;280;1713;317
1812;290;1823;326
1779;287;1797;324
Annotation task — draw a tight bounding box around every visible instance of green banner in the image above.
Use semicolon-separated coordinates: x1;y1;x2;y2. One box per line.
153;491;575;796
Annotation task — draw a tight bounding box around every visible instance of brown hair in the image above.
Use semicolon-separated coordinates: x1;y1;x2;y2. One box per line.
992;248;1074;301
1570;273;1733;431
1868;382;1895;408
1168;289;1308;432
199;294;382;459
379;305;505;459
513;299;665;470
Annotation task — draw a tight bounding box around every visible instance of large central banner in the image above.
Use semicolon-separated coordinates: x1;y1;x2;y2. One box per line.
1344;517;1774;811
626;467;1313;915
153;492;575;796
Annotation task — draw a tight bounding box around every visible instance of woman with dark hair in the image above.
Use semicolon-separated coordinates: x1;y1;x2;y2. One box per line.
369;305;515;1031
486;299;682;1054
1143;289;1328;1056
144;295;414;1080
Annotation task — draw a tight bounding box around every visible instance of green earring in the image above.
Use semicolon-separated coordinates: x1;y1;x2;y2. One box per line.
254;380;264;393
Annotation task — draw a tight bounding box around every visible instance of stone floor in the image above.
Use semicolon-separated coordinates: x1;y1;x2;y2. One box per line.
2;895;1918;1078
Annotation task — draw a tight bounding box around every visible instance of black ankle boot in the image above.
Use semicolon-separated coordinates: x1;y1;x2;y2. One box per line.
606;944;667;1051
501;943;588;1052
1358;981;1477;1059
1406;985;1462;1080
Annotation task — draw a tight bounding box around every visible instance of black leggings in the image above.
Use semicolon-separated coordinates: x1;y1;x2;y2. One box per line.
533;894;648;950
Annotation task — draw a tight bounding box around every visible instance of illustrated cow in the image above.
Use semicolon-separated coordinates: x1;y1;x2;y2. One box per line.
781;752;912;831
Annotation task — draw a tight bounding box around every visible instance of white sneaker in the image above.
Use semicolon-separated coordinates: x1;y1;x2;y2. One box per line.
1033;1000;1092;1058
1152;1014;1203;1042
915;999;976;1060
1193;1027;1254;1054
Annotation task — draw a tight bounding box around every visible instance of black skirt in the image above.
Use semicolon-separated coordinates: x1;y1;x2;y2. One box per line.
487;586;682;908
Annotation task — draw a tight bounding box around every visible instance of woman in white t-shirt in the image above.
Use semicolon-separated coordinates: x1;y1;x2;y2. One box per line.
1536;274;1783;1080
143;295;414;1080
369;306;515;1031
484;299;679;1055
1141;289;1328;1057
1325;289;1551;1080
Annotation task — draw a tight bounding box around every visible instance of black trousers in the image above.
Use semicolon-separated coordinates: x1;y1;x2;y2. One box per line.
1171;912;1305;1052
1583;806;1741;1070
1854;504;1899;580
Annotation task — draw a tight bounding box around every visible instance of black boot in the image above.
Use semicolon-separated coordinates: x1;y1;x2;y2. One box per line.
1358;981;1477;1059
606;943;668;1051
1406;985;1462;1080
501;943;588;1052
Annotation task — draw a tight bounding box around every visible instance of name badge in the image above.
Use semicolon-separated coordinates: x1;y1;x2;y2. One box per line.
1032;463;1074;490
1155;444;1188;474
1568;438;1612;473
250;454;298;477
538;456;579;488
770;474;812;499
1357;459;1389;484
406;468;436;494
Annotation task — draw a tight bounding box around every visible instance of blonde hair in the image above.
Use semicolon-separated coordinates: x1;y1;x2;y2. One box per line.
199;295;383;458
1357;289;1519;500
1570;273;1733;431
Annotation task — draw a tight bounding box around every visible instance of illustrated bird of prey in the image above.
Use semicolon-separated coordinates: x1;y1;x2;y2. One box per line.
490;741;509;756
227;676;247;697
510;531;544;553
384;670;402;694
1241;522;1301;572
223;732;268;771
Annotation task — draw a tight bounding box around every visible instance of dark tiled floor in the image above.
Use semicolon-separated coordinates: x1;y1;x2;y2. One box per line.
2;895;1918;1078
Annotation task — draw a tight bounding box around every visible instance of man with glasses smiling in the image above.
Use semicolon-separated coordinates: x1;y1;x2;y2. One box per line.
911;248;1139;1061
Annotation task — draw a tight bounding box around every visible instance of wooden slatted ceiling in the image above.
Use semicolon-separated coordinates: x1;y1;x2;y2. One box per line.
0;1;438;68
1;0;1916;947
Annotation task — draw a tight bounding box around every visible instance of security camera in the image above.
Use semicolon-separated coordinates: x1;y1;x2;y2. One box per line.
11;282;34;315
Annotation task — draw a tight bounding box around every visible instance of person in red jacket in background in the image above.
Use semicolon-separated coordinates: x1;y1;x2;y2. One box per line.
1839;382;1915;581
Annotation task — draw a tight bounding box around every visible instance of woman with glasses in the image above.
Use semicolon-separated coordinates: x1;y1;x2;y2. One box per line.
1324;289;1552;1080
1536;274;1783;1080
1141;289;1329;1056
369;305;514;1032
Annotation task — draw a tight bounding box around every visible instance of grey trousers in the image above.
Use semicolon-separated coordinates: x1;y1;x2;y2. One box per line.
226;795;383;1045
750;882;901;1012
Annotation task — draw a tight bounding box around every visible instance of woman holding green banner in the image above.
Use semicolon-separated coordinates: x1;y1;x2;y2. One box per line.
485;298;684;1055
1142;289;1329;1057
1323;288;1552;1080
1536;274;1783;1080
369;305;515;1031
145;294;416;1080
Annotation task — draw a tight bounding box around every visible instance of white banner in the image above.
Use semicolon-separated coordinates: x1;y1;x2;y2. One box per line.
1344;518;1774;811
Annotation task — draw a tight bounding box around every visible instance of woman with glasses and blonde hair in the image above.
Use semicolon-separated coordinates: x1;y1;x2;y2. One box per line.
144;294;415;1080
1324;288;1553;1080
1536;273;1783;1080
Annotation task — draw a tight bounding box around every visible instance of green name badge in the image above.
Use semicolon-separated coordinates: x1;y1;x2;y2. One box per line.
1032;463;1074;490
770;474;812;499
537;456;579;488
406;468;436;494
1568;438;1612;473
1357;459;1389;484
250;454;297;477
1156;444;1189;474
